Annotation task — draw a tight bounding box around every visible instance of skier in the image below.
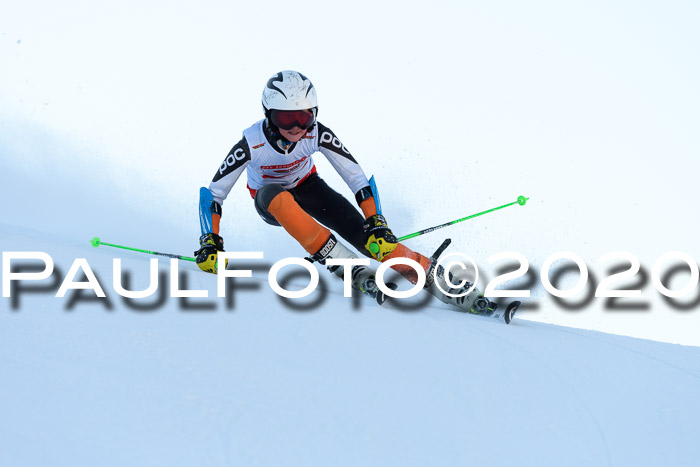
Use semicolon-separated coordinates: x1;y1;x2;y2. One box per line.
194;70;496;316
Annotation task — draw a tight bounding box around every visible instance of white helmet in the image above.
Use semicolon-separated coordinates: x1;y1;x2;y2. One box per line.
262;70;318;118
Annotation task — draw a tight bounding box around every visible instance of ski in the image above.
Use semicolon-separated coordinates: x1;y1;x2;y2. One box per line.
489;300;521;324
376;282;397;306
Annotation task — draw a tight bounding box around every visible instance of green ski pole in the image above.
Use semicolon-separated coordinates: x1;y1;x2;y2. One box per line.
90;237;196;262
368;195;529;254
398;196;529;242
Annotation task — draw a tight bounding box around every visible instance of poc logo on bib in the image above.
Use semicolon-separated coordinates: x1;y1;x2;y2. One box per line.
219;148;247;174
320;132;350;155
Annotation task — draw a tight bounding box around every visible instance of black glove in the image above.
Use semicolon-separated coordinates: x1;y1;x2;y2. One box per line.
363;214;398;261
194;233;226;274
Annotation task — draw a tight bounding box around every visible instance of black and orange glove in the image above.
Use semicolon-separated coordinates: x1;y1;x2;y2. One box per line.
363;214;398;261
194;233;227;274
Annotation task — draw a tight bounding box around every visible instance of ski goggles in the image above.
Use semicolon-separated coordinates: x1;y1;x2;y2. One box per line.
270;109;315;131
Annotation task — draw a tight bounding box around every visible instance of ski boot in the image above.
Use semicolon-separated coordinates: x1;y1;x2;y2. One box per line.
431;263;522;323
309;234;390;305
427;266;498;316
423;239;499;316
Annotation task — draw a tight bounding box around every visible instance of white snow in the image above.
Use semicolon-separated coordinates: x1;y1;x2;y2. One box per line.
1;181;700;465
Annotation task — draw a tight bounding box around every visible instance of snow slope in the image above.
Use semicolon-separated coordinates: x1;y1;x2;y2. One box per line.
2;216;700;466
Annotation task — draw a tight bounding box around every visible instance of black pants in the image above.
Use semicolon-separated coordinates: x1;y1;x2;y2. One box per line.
254;173;370;258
